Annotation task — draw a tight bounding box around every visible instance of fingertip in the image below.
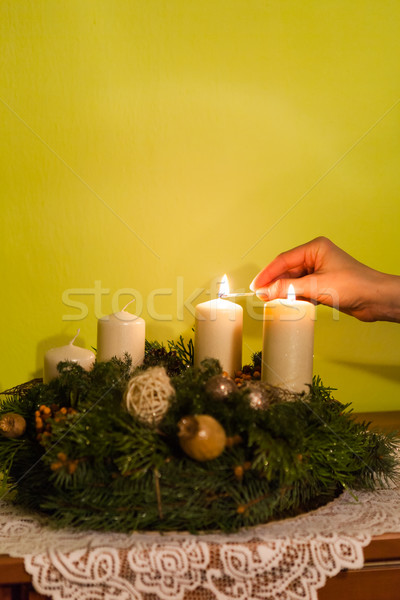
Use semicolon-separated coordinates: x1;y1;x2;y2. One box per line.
255;287;270;301
250;272;265;292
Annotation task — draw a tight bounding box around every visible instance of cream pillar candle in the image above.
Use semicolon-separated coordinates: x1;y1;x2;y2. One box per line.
97;302;145;366
43;330;95;384
261;285;315;393
194;275;243;376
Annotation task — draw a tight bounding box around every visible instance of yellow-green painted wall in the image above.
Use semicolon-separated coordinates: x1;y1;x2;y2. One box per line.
1;1;399;411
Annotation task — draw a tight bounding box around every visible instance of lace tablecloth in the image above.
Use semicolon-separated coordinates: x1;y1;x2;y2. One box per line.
0;488;399;600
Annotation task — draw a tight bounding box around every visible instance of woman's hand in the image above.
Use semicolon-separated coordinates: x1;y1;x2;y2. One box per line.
250;236;400;322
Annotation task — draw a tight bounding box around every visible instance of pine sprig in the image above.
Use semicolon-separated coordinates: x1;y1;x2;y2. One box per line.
167;335;194;367
143;338;190;375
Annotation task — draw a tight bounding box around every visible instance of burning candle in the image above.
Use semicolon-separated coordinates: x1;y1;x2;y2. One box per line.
43;330;95;384
194;275;243;376
97;300;145;366
261;284;315;393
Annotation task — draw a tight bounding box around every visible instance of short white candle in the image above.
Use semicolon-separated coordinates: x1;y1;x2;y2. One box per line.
194;275;243;376
261;284;315;393
97;301;145;366
43;330;95;384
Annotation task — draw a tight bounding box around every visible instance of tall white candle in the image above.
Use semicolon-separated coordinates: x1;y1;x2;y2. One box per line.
43;330;95;384
97;302;145;366
262;285;315;393
194;275;243;376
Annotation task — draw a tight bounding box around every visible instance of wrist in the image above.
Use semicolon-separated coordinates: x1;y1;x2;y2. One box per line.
370;272;400;323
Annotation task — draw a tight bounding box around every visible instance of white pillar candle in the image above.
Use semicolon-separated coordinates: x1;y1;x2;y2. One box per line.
97;302;145;366
194;275;243;376
261;285;315;393
43;330;95;384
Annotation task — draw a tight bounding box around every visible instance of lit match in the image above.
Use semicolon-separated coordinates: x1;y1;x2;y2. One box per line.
219;292;255;298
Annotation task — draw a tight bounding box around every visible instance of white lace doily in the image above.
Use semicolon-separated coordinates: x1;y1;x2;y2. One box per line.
0;487;399;600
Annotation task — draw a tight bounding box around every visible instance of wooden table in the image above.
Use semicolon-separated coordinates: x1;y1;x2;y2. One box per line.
0;411;399;600
318;411;400;600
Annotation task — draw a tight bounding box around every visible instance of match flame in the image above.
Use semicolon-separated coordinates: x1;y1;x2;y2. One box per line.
287;284;296;302
218;274;230;297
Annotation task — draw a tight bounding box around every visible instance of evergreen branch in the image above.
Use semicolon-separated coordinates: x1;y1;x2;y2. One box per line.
167;335;194;366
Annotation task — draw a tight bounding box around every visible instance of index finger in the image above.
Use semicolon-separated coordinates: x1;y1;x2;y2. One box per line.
250;240;318;291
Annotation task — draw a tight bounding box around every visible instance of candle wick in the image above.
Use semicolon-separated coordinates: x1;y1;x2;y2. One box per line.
70;328;81;346
122;298;135;312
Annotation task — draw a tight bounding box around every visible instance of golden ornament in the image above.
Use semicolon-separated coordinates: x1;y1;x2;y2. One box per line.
177;414;227;461
0;413;26;438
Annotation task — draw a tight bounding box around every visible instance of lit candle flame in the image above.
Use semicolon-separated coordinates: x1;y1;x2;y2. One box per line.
218;274;230;297
287;284;296;302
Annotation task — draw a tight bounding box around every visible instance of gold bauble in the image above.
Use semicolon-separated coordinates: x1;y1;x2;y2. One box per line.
177;414;226;461
0;413;26;438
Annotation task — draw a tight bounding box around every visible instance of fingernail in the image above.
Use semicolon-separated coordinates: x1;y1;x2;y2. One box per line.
256;287;269;300
249;278;257;292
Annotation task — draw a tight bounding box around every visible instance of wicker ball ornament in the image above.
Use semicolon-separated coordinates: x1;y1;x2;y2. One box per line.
124;367;175;426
